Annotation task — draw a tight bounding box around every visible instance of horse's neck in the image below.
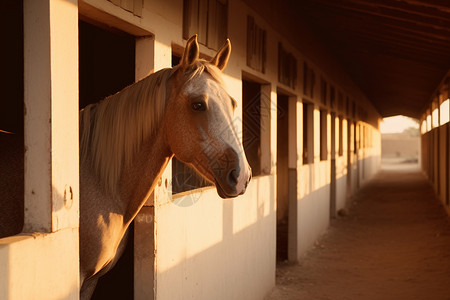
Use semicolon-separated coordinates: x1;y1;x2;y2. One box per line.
118;130;172;225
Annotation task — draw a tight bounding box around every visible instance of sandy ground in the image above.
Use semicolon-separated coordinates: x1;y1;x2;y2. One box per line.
267;167;450;300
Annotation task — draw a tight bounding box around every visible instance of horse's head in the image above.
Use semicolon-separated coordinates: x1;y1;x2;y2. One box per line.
164;35;251;198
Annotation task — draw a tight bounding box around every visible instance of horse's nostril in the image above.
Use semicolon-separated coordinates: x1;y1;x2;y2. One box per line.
245;172;251;189
227;169;238;186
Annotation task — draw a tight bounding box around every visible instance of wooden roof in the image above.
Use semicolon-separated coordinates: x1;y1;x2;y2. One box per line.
294;0;450;118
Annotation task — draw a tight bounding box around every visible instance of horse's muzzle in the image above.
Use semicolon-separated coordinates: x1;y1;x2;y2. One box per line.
214;165;251;199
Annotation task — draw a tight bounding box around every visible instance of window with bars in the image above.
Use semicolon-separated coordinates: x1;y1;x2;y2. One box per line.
247;15;266;73
278;43;297;89
320;77;327;105
345;96;350;117
338;91;344;114
303;62;315;98
330;85;335;109
352;101;356;119
338;117;344;157
242;79;262;176
320;109;328;161
303;102;314;164
183;0;228;50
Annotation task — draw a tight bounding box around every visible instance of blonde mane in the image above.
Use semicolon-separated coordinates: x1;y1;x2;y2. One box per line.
185;60;224;85
80;68;174;194
79;61;224;194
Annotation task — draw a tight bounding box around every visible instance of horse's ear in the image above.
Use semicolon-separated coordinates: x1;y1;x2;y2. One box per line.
210;39;231;71
180;35;200;68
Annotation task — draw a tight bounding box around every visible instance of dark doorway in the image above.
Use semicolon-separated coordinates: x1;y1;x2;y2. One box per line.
242;80;262;176
276;93;289;261
330;113;336;218
0;0;24;238
79;21;135;109
79;20;135;299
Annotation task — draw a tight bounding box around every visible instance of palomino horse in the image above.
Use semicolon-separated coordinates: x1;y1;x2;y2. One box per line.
0;35;251;299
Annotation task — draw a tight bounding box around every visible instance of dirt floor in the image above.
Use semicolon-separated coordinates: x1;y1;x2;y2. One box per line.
267;167;450;300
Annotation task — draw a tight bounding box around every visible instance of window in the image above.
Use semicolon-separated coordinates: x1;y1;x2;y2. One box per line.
247;15;266;73
354;123;359;154
303;102;313;164
338;117;343;156
243;80;262;176
330;85;335;109
362;125;366;149
320;77;327;105
278;43;297;89
421;119;427;134
79;21;135;109
183;0;228;50
320;110;328;161
352;101;356;119
338;92;344;114
432;105;439;128
345;96;350;117
303;62;315;98
440;98;449;125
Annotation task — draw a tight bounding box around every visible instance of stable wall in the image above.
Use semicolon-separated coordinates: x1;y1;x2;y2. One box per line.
1;0;383;299
65;1;381;299
155;178;275;300
420;70;450;214
0;1;80;299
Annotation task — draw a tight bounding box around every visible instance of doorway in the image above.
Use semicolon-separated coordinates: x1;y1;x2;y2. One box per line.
242;79;262;176
276;92;297;261
79;20;135;299
330;112;336;218
277;93;289;261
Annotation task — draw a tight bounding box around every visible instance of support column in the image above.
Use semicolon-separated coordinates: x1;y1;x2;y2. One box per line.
288;97;298;261
134;35;172;300
0;1;80;299
23;0;79;233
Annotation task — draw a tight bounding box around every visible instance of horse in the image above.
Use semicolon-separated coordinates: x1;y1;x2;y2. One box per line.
0;35;252;299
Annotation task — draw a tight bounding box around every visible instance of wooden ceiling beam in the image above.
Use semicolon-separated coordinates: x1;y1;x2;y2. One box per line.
307;0;450;32
333;30;450;60
392;0;450;14
293;0;450;117
316;0;450;22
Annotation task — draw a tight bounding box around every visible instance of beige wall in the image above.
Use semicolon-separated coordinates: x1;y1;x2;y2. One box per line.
382;134;420;159
78;0;382;298
1;0;383;298
0;0;80;299
420;70;450;214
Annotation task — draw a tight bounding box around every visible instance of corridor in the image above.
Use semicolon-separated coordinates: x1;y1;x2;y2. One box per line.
268;168;450;300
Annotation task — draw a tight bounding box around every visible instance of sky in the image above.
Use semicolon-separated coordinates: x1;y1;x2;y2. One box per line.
380;115;419;134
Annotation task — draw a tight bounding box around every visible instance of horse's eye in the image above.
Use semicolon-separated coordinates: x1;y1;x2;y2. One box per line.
192;102;206;111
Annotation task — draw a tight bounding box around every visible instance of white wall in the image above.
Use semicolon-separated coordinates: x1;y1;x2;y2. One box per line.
79;0;381;299
0;0;80;299
0;0;383;299
155;178;275;300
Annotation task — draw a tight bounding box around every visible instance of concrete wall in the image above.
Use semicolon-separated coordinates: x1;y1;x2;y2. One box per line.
382;134;420;159
0;0;80;299
421;70;450;214
1;0;382;299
